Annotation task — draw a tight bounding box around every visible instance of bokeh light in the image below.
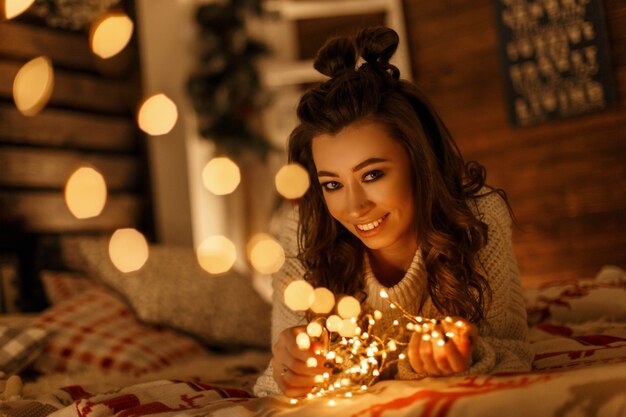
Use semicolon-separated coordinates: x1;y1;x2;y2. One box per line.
108;228;149;273
12;56;54;116
137;93;178;136
284;280;314;311
339;319;359;338
337;295;361;319
296;332;311;350
196;235;237;274
248;234;285;274
3;0;35;20
306;321;323;338
275;163;310;199
64;167;107;219
310;287;335;314
325;314;343;333
90;11;134;59
201;157;241;196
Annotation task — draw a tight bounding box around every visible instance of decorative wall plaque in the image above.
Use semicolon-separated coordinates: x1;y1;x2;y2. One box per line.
493;0;618;126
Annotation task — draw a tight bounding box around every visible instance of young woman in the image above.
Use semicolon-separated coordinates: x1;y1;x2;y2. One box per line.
254;27;532;398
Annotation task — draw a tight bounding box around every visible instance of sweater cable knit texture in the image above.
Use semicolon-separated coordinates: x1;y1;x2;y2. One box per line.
254;191;532;397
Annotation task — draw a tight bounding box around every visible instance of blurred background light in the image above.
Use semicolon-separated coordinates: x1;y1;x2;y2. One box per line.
201;157;241;195
90;11;134;59
109;228;149;273
137;93;178;135
197;235;237;274
275;163;310;199
64;167;107;219
12;56;54;116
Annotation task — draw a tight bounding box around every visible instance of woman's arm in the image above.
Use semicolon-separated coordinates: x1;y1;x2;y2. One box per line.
254;206;312;397
398;192;533;379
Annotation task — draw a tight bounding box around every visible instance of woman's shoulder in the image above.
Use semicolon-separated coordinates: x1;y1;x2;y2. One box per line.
469;186;512;227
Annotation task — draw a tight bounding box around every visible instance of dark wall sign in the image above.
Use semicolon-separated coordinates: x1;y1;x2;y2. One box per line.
493;0;618;127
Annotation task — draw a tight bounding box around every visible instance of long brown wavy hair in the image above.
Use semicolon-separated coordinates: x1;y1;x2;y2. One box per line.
288;27;504;323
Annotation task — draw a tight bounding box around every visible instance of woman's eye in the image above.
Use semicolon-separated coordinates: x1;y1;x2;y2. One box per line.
363;170;384;182
321;181;342;191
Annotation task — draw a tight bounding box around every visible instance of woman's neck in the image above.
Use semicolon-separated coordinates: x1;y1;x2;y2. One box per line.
368;244;418;287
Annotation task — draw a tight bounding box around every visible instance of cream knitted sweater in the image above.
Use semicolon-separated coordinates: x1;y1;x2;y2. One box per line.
253;192;533;397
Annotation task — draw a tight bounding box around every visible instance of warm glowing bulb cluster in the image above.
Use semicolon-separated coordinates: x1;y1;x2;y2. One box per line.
284;284;464;404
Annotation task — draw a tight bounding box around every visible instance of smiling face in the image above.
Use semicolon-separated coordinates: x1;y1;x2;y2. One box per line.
312;121;417;263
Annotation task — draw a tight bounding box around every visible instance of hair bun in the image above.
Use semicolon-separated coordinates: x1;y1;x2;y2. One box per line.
313;37;357;77
356;26;399;65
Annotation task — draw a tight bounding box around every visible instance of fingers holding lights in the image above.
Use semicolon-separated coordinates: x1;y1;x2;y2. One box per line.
281;285;468;402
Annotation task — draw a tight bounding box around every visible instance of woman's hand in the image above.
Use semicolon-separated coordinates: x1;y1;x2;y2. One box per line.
407;318;477;376
271;326;327;398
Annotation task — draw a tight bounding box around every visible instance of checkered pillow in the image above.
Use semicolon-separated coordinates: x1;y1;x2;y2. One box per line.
31;287;207;375
40;270;96;305
0;325;49;377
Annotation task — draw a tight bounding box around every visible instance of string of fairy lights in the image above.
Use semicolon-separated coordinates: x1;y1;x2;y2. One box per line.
3;0;311;277
283;281;468;405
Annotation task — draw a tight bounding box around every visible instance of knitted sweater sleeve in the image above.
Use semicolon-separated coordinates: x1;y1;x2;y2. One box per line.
397;193;533;379
253;206;308;397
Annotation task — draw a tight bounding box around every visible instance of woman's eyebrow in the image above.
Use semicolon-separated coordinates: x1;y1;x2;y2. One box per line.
352;157;387;172
317;158;388;178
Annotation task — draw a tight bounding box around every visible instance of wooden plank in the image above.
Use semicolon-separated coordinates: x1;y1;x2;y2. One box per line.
0;191;142;233
0;60;139;114
513;211;626;281
0;104;137;151
0;22;93;71
0;147;140;191
296;12;386;60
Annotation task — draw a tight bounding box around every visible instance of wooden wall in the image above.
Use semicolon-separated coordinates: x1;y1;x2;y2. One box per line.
402;0;626;287
0;8;151;310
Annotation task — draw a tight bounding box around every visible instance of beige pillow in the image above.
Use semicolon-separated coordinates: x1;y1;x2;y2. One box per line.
60;237;271;349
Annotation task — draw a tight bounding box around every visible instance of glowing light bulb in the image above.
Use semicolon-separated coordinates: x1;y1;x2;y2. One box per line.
108;228;149;273
325;315;343;333
275;163;310;199
379;290;388;298
310;287;335;314
339;319;358;337
284;280;314;311
374;310;382;320
90;12;133;59
4;0;35;19
337;296;361;319
314;375;324;384
306;357;318;368
296;332;311;350
196;235;236;274
12;56;54;116
307;321;323;338
248;235;285;274
64;167;107;219
202;157;241;196
137;93;178;135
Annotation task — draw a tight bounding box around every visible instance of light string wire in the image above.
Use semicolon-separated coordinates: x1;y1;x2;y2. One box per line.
284;285;466;404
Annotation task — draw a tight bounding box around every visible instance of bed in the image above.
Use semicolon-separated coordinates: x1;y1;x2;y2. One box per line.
0;238;625;417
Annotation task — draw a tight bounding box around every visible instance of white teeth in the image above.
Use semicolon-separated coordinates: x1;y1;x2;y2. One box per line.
356;215;385;231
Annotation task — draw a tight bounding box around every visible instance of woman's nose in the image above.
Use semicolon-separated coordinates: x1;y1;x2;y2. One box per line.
346;184;372;218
